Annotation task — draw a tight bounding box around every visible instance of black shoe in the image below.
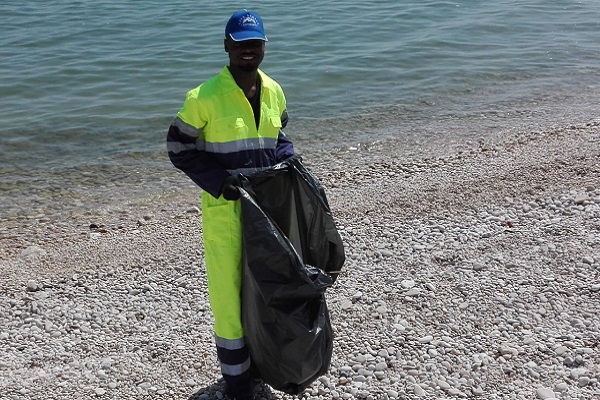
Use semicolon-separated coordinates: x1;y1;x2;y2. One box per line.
224;384;254;400
227;392;254;400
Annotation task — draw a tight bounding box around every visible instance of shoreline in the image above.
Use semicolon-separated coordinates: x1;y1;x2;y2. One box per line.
0;119;599;399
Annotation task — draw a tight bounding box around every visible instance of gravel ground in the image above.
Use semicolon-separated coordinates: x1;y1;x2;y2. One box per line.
1;119;599;400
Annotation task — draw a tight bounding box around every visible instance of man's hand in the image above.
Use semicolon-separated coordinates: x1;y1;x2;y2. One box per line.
221;175;241;200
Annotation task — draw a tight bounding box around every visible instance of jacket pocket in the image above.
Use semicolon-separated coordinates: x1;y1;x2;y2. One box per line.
209;117;250;142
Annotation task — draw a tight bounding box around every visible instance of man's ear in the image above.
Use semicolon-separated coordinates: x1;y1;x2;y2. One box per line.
224;39;229;53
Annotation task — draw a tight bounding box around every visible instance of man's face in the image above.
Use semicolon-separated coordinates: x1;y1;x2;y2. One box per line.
225;38;265;72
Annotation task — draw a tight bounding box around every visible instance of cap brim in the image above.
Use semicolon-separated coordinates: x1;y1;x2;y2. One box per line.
229;32;268;41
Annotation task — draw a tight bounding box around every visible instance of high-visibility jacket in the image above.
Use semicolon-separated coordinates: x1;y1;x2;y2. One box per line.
166;66;294;376
167;66;294;199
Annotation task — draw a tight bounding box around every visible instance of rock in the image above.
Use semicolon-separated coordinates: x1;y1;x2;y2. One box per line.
554;382;568;392
404;288;422;297
413;384;425;397
26;280;39;292
341;300;353;310
536;387;556;399
574;194;588;204
554;346;568;356
400;279;416;289
352;291;363;301
386;390;399;399
419;335;434;344
578;376;591;387
375;362;387;371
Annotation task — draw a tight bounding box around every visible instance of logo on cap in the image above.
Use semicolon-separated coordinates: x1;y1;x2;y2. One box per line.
239;14;259;28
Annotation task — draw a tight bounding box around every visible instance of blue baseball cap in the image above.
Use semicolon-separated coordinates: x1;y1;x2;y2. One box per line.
225;10;268;42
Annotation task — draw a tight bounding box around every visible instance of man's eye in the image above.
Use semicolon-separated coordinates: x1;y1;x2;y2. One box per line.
235;41;262;49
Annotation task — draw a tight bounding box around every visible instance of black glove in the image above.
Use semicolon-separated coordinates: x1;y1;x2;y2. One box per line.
221;175;241;200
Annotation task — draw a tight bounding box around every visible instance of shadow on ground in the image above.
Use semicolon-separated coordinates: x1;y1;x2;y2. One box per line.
187;379;279;400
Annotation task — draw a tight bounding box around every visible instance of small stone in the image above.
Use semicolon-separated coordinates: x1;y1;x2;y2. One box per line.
413;384;425;397
536;387;555;399
554;346;568;356
386;390;399;399
376;305;388;315
95;388;106;396
574;194;588;204
472;387;484;395
96;370;107;379
405;288;421;297
437;380;451;390
554;382;568;392
499;345;519;356
400;279;416;289
352;291;363;301
375;362;387;371
419;335;433;344
26;280;39;292
579;376;591;387
341;300;353;311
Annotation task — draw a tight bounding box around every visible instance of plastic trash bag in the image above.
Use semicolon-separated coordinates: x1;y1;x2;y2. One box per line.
239;157;345;394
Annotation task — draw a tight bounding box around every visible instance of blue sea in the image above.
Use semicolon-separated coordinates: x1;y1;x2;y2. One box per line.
1;0;599;219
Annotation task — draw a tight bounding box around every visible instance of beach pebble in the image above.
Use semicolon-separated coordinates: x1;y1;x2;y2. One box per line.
413;384;425;397
26;280;39;292
536;387;556;399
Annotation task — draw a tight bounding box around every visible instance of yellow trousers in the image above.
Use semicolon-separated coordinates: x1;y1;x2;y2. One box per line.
201;191;244;341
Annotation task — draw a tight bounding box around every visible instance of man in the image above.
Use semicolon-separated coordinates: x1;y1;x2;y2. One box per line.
166;10;295;400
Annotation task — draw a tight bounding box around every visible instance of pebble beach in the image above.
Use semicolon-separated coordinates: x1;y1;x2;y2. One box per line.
1;117;599;399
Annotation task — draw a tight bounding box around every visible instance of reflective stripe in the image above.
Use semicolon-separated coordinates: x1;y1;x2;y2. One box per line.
221;357;251;376
173;116;203;138
205;137;277;154
215;335;245;350
166;141;196;154
226;166;270;176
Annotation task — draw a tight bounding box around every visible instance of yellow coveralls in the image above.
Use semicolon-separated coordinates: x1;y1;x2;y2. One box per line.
166;66;294;384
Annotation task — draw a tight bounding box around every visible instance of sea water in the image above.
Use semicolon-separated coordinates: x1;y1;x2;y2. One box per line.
1;0;599;218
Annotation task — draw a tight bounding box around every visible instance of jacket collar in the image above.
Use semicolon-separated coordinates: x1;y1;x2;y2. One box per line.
219;66;264;95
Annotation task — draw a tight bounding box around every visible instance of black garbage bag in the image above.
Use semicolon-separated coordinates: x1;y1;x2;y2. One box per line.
239;157;345;395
